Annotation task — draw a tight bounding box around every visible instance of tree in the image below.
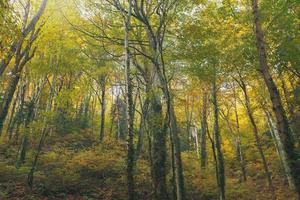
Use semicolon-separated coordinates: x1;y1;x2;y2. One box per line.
251;0;300;196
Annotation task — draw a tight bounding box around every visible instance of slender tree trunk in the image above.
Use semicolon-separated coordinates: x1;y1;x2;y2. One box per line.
279;73;294;118
201;92;208;169
0;72;21;134
27;126;47;187
2;90;18;136
168;103;186;200
233;88;247;182
264;108;295;189
212;78;225;200
16;100;35;168
168;113;177;200
124;1;135;199
27;76;56;188
11;82;27;142
207;122;219;185
185;97;193;143
251;0;300;197
239;79;275;195
99;77;106;142
135;96;149;159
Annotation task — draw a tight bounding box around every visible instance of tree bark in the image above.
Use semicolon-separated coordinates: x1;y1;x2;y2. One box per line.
135;96;149;159
238;78;275;195
212;78;225;200
16;100;35;168
233;88;247;182
99;76;106;142
124;1;135;199
27;76;56;188
0;71;22;133
200;92;208;169
149;90;169;200
1;87;18;136
264;107;294;189
251;0;300;197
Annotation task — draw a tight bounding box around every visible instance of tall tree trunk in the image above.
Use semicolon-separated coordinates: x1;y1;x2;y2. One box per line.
279;73;294;118
99;76;106;142
233;88;247;182
135;96;149;159
149;90;169;200
16;78;44;168
251;0;300;196
124;1;135;199
27;77;56;188
16;100;35;168
0;72;22;134
2;88;18;136
200;92;208;169
168;100;185;200
238;79;275;195
152;59;185;200
212;78;225;200
185;96;193;143
0;8;45;135
10;79;27;142
264;107;294;189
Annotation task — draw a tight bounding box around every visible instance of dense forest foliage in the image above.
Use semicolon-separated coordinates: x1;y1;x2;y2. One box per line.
0;0;299;199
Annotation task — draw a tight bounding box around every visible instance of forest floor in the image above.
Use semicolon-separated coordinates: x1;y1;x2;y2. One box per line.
0;129;296;200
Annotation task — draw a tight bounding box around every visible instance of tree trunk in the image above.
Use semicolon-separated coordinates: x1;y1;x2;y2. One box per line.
0;72;21;134
264;108;294;189
152;58;185;200
239;79;275;195
149;90;169;200
212;78;225;200
16;100;35;168
11;82;27;142
251;0;300;196
2;89;18;136
200;92;208;169
135;96;149;159
233;88;247;182
27;77;56;188
99;76;106;142
124;1;135;199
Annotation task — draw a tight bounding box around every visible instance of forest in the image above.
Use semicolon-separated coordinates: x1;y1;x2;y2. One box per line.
0;0;299;199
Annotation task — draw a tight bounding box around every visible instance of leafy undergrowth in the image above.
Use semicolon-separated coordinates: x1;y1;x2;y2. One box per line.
182;151;296;200
0;130;297;200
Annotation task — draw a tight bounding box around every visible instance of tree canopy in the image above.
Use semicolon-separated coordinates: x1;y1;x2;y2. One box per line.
0;0;299;199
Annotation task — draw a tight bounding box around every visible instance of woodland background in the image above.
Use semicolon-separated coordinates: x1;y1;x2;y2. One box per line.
0;0;299;199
